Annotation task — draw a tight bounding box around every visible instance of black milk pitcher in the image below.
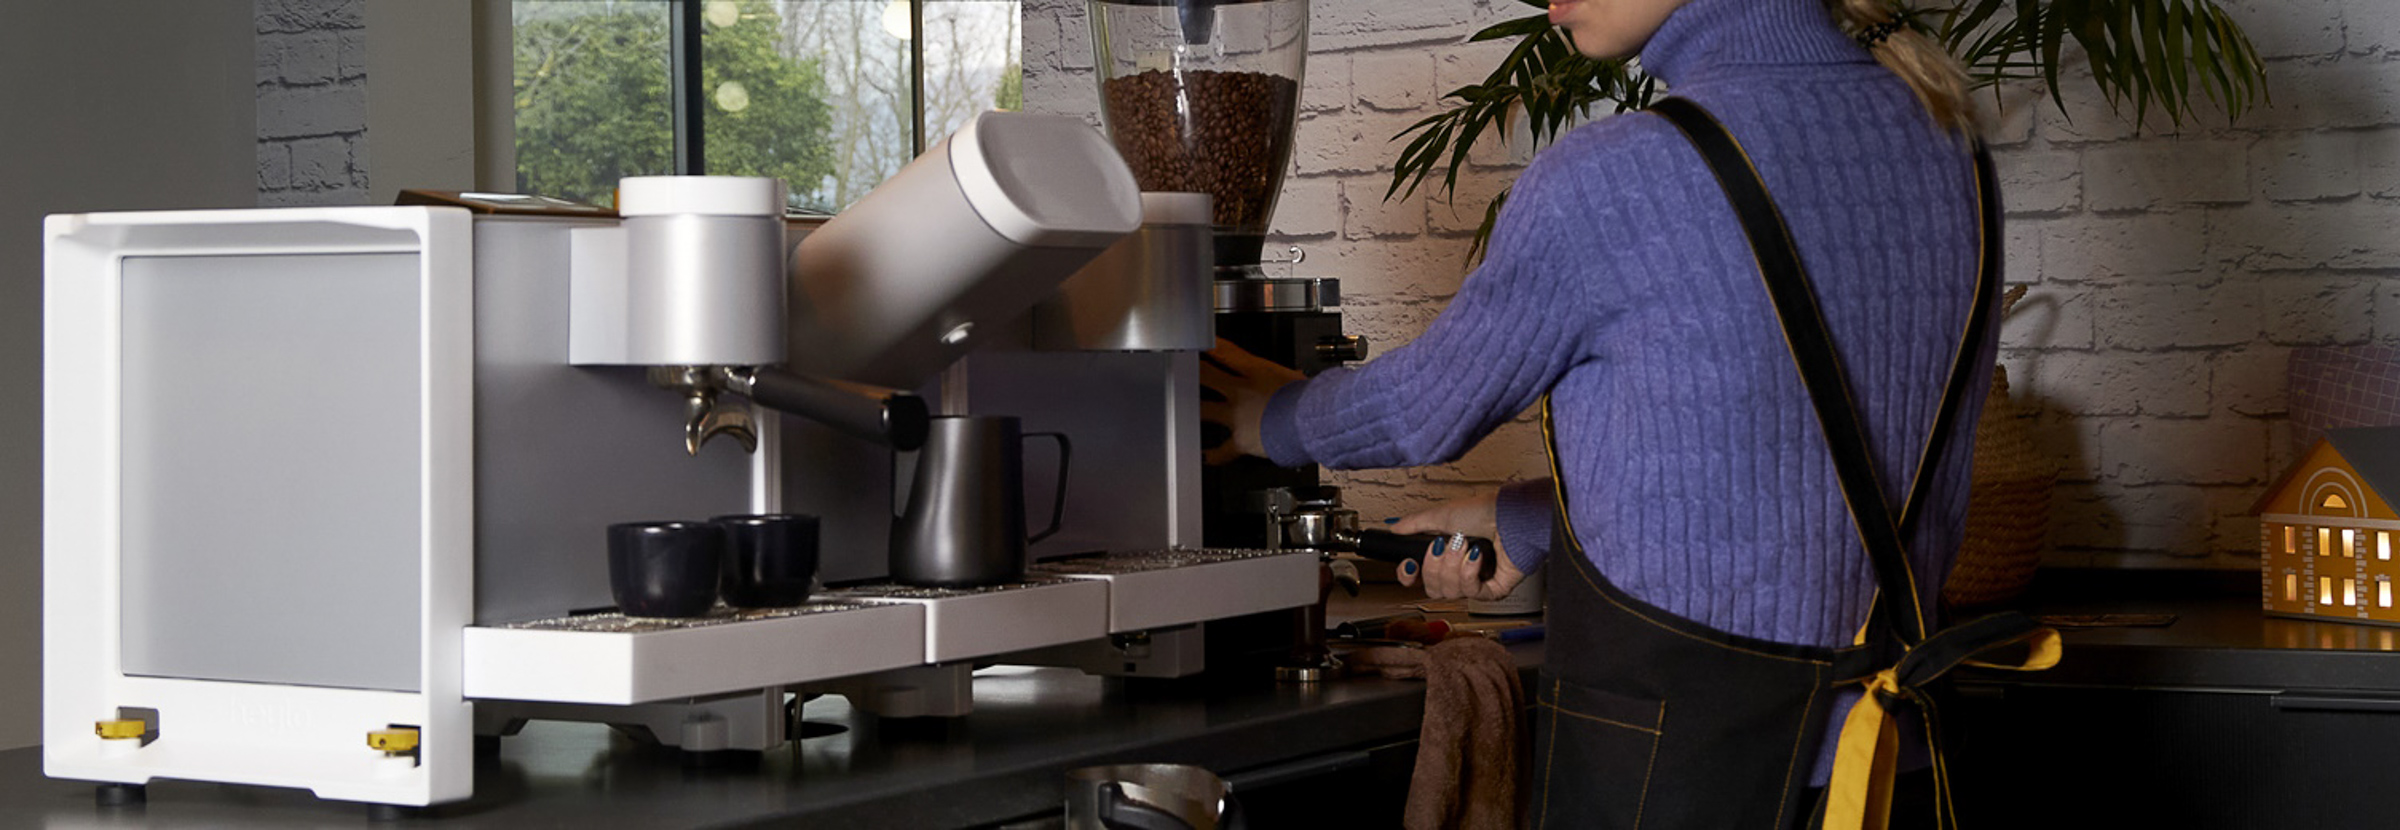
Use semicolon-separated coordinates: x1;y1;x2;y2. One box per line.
890;415;1071;587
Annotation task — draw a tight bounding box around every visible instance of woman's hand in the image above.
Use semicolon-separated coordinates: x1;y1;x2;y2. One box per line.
1392;490;1528;601
1199;338;1306;465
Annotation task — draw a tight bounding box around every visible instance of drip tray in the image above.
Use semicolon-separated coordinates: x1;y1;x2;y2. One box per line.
462;600;925;705
824;577;1110;664
1033;549;1321;633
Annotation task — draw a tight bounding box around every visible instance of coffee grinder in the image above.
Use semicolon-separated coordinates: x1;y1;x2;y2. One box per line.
1087;0;1367;552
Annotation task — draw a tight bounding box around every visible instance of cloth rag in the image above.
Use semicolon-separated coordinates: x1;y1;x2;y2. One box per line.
1349;637;1525;830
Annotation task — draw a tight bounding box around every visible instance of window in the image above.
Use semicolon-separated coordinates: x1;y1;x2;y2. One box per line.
511;0;1022;212
2321;576;2335;605
2323;492;2350;511
2344;528;2358;558
2320;527;2333;557
2284;525;2296;554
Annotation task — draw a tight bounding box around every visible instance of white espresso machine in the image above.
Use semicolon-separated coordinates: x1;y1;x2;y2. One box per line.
40;111;1318;809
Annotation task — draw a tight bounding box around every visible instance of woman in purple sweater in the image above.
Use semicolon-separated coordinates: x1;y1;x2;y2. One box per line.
1207;0;2001;825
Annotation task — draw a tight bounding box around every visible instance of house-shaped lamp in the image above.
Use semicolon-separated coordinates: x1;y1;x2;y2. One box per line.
2257;427;2400;624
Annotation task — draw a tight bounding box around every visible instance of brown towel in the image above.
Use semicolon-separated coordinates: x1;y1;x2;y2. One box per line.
1351;637;1525;830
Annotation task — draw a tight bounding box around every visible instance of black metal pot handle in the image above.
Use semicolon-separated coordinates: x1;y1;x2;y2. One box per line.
1097;782;1194;830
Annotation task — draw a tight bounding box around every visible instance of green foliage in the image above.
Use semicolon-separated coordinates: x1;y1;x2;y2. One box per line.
1390;0;2270;260
514;0;836;208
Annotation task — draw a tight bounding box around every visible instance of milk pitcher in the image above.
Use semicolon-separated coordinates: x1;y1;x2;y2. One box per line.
891;415;1071;587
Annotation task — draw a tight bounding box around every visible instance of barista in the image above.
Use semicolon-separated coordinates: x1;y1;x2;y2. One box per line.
1202;0;2009;825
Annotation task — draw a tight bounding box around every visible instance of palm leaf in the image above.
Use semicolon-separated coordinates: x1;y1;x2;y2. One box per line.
1389;0;2268;256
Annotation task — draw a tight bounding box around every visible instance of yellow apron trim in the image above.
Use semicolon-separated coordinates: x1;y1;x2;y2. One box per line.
1823;627;2061;830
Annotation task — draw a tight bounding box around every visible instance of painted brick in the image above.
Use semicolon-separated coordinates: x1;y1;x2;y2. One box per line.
258;83;366;140
2220;0;2345;59
2072;483;2217;554
1313;0;1492;52
1351;109;1433;173
2361;128;2400;198
1301;53;1352;114
2379;280;2400;342
2102;418;2270;486
1428;420;1551;483
2344;0;2400;55
257;0;363;35
2038;213;2211;281
1322;237;1472;300
1352;51;1433;112
289;135;351;190
1292;112;1362;176
2030;406;2102;484
2250;62;2400;131
2211;202;2400;272
2030;351;2211;417
1269;174;1341;238
2091;280;2261;350
2261;276;2378;346
349;134;371;190
2084;140;2250;211
338;29;367;81
2036;67;2143;145
1996;283;2094;351
1344;175;1427;239
1055;5;1094;72
273;31;339;86
1435;38;1518;99
2211;345;2291;418
2001;219;2043;288
2256;131;2364;202
1995;148;2079;215
257;143;292;192
1980;81;2043;148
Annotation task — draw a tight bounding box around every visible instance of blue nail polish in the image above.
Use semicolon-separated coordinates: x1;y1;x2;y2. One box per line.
1382;517;1401;525
1401;560;1418;576
1429;544;1444;558
1467;549;1481;562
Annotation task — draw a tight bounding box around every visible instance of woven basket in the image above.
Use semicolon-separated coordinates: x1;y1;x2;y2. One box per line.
1943;362;2056;608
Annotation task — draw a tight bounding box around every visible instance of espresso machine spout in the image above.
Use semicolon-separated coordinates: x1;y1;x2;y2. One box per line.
649;365;931;455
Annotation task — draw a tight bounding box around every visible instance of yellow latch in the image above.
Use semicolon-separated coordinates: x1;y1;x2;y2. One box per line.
367;728;420;753
94;719;146;740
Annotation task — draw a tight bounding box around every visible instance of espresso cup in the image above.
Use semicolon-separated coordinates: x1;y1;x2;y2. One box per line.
713;513;820;608
607;521;727;618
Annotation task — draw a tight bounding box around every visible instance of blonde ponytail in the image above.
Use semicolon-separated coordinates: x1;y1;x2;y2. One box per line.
1828;0;1979;135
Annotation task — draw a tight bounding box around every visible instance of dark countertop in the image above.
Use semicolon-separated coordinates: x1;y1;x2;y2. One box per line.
1959;568;2400;692
0;586;1539;828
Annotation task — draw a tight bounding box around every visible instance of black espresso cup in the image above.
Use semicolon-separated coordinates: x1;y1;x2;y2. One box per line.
713;514;820;608
607;521;727;618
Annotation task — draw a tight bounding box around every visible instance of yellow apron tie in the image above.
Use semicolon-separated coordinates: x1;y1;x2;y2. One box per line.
1823;626;2063;830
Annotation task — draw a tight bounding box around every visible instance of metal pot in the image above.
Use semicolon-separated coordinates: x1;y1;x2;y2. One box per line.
1065;764;1245;830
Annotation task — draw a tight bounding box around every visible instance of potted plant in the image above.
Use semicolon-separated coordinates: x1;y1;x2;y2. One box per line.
1389;0;2270;258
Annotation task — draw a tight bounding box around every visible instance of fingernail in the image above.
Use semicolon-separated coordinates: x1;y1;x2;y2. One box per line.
1429;544;1444;558
1467;548;1481;562
1401;560;1418;576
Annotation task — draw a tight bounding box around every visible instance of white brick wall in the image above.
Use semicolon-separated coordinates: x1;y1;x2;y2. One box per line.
1028;0;2400;571
257;0;370;206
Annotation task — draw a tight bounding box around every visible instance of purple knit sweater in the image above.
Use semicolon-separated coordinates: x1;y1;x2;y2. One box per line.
1263;0;1992;674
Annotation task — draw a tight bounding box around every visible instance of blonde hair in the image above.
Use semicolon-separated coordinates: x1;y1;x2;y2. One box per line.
1827;0;1979;135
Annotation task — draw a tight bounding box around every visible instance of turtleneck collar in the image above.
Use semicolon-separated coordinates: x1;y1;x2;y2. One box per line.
1637;0;1871;87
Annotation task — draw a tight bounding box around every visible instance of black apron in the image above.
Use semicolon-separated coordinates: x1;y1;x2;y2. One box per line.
1527;98;2055;830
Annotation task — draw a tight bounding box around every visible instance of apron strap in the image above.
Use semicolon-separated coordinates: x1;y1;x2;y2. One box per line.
1648;97;2054;830
1649;96;2001;647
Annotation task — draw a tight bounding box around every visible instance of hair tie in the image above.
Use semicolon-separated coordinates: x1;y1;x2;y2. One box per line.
1856;19;1903;48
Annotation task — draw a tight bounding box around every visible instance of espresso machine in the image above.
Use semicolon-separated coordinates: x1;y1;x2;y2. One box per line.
40;110;1319;809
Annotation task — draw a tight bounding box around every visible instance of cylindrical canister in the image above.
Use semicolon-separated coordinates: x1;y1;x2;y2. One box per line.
617;176;787;366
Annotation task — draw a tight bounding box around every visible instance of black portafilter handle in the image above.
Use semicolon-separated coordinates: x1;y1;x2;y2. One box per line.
1348;529;1499;582
736;367;930;452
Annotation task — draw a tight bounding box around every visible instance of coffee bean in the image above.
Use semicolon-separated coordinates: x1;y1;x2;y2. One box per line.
1100;69;1300;237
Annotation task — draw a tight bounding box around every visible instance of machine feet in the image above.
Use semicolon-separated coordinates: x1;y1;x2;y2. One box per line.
94;782;145;807
366;803;426;822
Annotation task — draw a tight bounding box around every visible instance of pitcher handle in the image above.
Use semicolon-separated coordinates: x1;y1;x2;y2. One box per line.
1025;431;1072;544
